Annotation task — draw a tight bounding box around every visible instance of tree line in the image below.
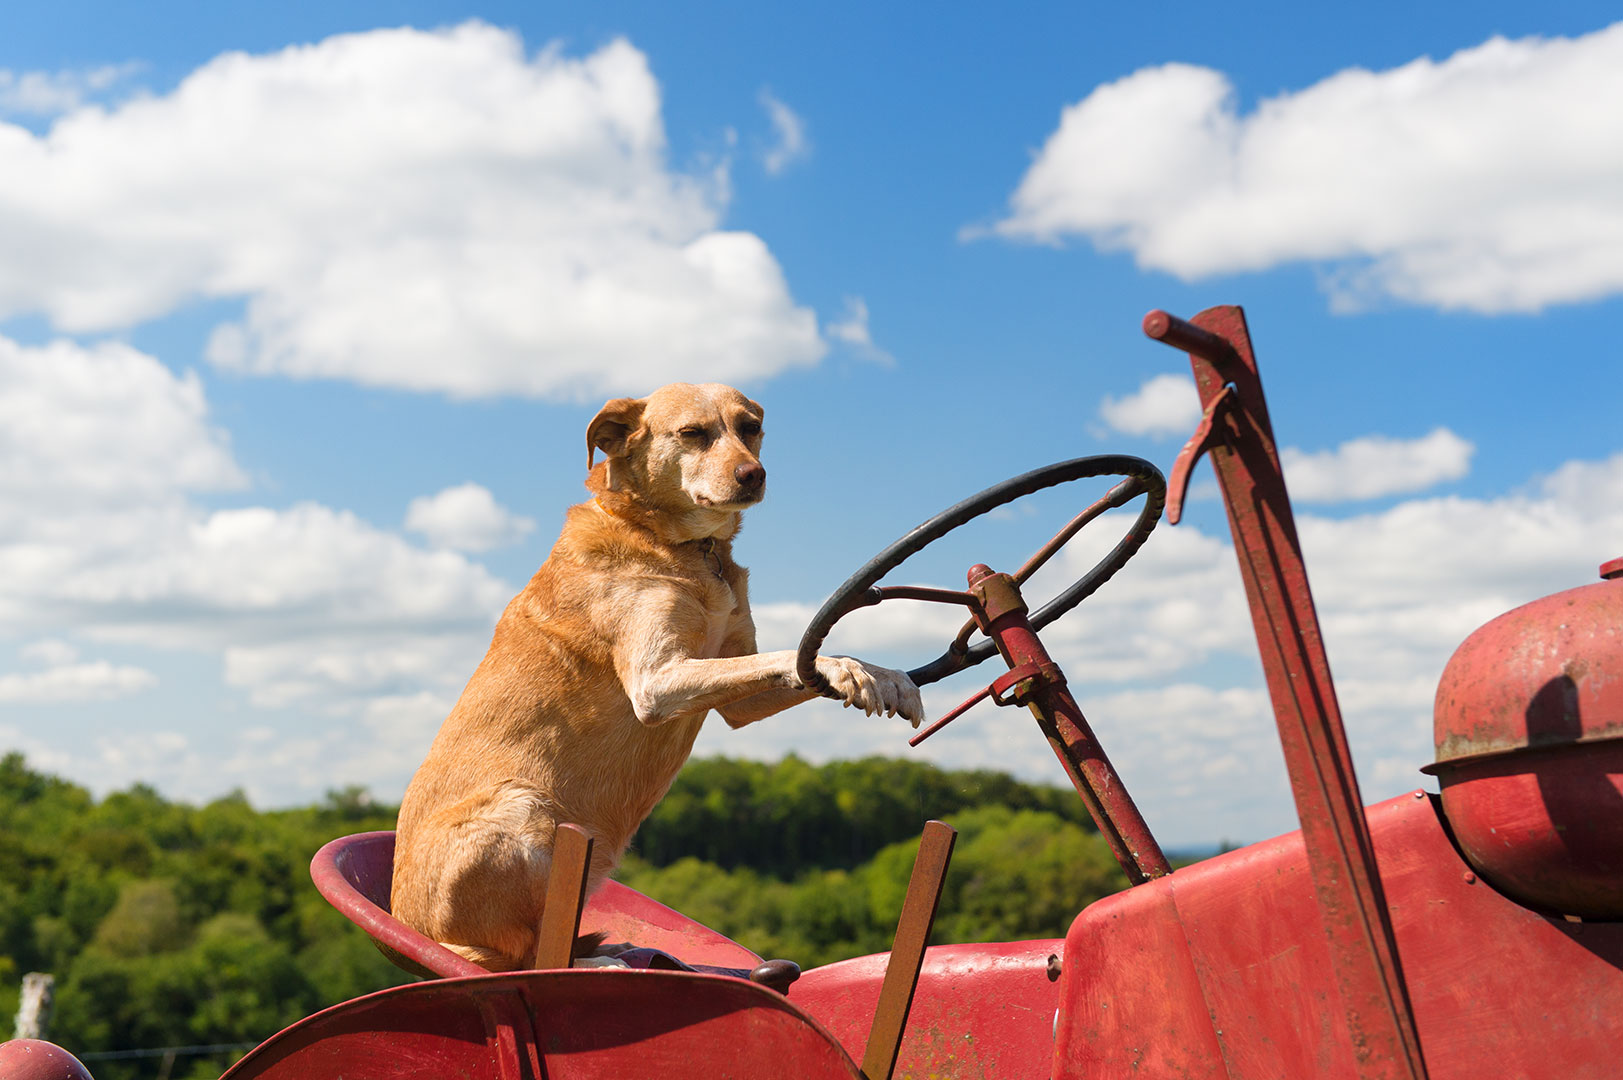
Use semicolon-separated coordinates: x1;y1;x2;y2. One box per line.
0;751;1127;1078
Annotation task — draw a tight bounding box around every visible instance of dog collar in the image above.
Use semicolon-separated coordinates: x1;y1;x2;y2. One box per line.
699;537;726;581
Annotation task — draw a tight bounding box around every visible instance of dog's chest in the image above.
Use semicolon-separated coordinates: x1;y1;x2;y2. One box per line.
697;574;738;656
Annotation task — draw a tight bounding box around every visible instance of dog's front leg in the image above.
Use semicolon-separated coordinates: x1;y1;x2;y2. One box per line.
626;650;923;728
616;592;924;726
623;649;810;726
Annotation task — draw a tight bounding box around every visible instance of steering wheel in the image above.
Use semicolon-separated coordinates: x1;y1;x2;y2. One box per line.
795;455;1166;698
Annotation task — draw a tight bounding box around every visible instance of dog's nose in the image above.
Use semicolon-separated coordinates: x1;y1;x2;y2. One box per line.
735;462;766;489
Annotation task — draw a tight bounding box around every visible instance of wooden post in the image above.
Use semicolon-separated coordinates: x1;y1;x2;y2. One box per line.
13;971;55;1040
532;823;595;969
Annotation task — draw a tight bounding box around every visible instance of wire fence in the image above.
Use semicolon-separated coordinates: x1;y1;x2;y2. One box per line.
75;1040;259;1061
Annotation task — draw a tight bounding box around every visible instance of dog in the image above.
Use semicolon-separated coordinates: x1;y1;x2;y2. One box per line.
391;382;925;971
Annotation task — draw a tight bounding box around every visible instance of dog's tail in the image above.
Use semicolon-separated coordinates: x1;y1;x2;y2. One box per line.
440;930;611;973
573;929;610;958
441;941;523;972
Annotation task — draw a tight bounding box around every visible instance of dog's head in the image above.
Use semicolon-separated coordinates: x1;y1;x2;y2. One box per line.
586;383;766;537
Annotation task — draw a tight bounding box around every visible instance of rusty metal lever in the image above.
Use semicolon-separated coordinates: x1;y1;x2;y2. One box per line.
1145;305;1429;1080
862;820;957;1080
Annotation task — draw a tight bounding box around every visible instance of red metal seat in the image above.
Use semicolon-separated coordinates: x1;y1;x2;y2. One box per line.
310;831;764;979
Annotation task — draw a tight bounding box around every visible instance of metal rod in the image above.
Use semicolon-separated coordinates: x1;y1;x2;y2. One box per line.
1147;305;1428;1080
862;820;957;1080
871;584;982;608
969;566;1171;884
1142;308;1238;365
908;684;992;747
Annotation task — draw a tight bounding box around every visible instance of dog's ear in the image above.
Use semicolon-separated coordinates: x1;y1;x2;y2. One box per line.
586;397;646;466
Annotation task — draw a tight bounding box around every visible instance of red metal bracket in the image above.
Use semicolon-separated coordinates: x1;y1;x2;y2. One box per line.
989;660;1066;707
1166;384;1235;526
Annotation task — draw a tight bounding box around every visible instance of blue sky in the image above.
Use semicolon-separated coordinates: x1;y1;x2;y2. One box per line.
2;2;1620;847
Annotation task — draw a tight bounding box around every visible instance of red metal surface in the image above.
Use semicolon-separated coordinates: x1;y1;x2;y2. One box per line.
1055;791;1623;1080
220;970;861;1080
1429;572;1623;765
311;831;485;979
1147;306;1427;1080
1601;556;1623;580
1426;568;1623;916
312;831;763;980
0;1040;95;1080
793;940;1064;1080
967;564;1172;883
1437;743;1623;917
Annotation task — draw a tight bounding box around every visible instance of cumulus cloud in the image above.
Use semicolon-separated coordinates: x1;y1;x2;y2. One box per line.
405;483;537;552
759;89;809;175
988;23;1623;313
1098;373;1202;437
0;24;824;398
0;336;245;512
1282;428;1474;502
0;332;509;709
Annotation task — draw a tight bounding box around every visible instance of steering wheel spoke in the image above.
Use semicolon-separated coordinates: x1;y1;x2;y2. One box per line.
796;456;1166;698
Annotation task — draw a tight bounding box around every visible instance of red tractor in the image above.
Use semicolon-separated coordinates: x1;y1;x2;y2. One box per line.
9;306;1619;1080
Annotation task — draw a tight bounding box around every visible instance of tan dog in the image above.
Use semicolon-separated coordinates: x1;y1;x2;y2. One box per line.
391;382;924;971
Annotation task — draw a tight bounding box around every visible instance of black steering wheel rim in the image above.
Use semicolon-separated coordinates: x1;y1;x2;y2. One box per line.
795;455;1165;695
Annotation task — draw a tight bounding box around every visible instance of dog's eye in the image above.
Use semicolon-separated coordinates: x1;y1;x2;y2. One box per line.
738;422;762;438
678;427;709;441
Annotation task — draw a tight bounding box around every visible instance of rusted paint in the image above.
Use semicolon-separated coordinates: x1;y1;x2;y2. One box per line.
967;565;1172;884
1055;792;1623;1079
793;941;1064;1080
1426;567;1623;915
1429;575;1623;765
1146;306;1428;1080
0;1040;95;1080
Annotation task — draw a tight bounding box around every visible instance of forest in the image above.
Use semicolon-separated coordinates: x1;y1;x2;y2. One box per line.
0;751;1131;1078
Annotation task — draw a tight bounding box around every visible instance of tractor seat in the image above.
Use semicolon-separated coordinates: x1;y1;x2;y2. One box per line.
311;831;795;989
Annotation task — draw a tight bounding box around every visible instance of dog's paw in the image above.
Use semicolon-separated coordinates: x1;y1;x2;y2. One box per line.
815;656;926;727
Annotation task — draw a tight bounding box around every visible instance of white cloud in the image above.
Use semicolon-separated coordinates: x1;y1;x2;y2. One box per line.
759;89;809;175
20;639;79;666
1098;373;1201;437
406;483;536;552
0;660;157;703
222;634;485;709
0;24;824;398
988;23;1623;313
1282;428;1473;502
0;63;141;117
0;337;246;512
0;332;509;709
823;296;894;366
